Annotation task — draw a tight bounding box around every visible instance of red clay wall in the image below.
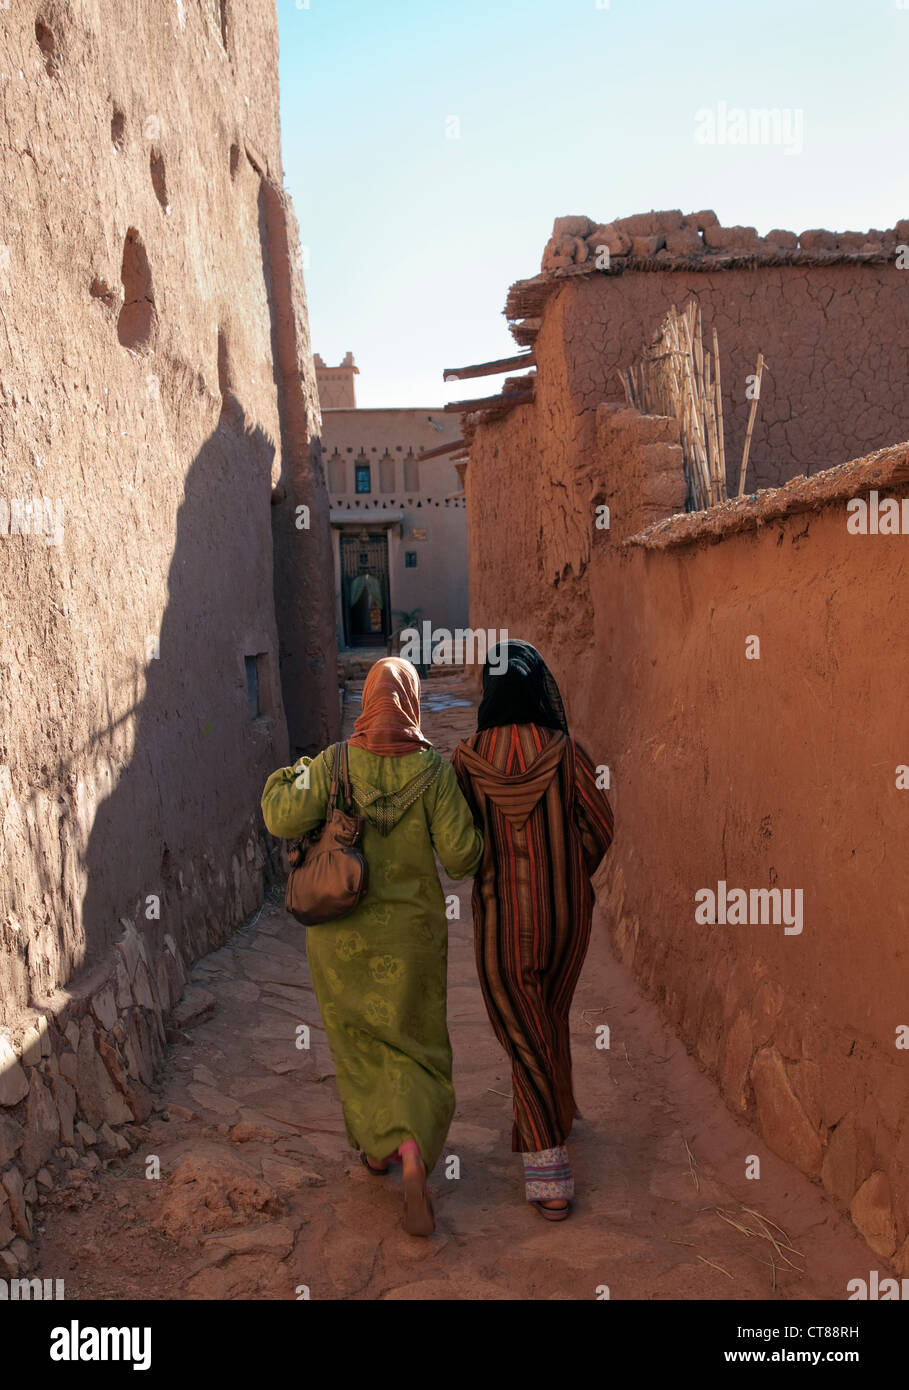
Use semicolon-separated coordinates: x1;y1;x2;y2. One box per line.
466;388;909;1270
510;261;909;493
0;0;337;1267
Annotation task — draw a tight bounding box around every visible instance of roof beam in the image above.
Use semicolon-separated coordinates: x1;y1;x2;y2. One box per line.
443;351;535;382
413;437;466;462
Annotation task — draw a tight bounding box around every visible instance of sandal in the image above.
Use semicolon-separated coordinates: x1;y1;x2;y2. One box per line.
360;1151;391;1177
533;1200;571;1222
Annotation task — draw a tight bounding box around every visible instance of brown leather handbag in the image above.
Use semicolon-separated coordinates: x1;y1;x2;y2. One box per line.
284;742;368;925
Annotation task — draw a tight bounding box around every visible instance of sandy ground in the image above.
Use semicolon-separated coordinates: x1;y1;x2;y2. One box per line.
32;675;878;1300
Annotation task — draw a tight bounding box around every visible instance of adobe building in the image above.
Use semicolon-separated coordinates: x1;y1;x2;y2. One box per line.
453;209;909;1271
314;354;468;652
0;1;337;1268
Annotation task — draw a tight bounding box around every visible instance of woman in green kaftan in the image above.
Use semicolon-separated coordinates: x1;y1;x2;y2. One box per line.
261;657;482;1236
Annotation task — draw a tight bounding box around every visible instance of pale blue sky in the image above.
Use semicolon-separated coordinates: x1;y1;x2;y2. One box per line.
277;0;908;407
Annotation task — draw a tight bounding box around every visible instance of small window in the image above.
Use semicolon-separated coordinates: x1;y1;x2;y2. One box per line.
355;464;371;494
405;551;417;568
245;653;269;720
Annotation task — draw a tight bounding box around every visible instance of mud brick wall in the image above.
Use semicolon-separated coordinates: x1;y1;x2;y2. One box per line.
465;360;909;1270
509;210;909;493
0;1;338;1271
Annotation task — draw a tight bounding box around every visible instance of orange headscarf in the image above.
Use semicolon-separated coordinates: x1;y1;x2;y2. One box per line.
348;657;432;757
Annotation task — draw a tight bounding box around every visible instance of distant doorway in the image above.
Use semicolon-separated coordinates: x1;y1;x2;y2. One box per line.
340;531;391;646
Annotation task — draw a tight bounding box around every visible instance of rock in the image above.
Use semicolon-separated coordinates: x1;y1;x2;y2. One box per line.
23;1178;37;1202
188;1084;240;1119
80;1150;101;1171
91;984;118;1033
850;1171;897;1258
113;1130;131;1156
217;979;261;1003
229;1120;280;1143
0;1197;15;1246
98;1037;130;1094
97;1122;120;1155
614;209;683;236
75;1020;133;1128
703;224;761;252
173;986;216;1030
116;919;144;981
835;231;870;251
664;226;703;256
20;1073;60;1175
36;1168;53;1190
0;1165;32;1239
750;1046;823;1175
0;1114;23;1164
59;1051;78;1085
262;1156;324;1188
132;960;159;1013
49;1073;76;1145
0;1031;29;1106
76;1121;97;1146
9;1237;30;1270
168;1105;195;1121
798;228;837;252
157;948;186;1012
630;234;665;257
115;957;133;1010
125;1082;153;1124
20;1024;43;1066
541;234;586;272
202;1221;296;1257
552;214;594;239
688;208;719;230
64;1021;81;1051
0;1248;18;1276
192;1064;219;1088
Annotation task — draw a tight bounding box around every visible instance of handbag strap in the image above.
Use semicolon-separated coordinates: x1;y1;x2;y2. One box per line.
326;742;341;816
325;741;354;815
339;741;353;813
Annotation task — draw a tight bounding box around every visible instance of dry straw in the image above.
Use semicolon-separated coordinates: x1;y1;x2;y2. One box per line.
621;302;764;510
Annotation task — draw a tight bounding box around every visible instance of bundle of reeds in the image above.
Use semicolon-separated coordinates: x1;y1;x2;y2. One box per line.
620;301;728;511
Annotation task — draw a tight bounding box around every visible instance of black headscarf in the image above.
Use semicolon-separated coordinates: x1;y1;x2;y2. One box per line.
476;640;569;733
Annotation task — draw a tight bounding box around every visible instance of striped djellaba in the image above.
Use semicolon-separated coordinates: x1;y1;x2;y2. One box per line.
452;722;614;1154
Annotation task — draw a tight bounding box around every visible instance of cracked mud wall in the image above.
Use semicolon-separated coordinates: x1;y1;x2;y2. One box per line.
0;1;337;1262
466;374;909;1268
547;262;909;493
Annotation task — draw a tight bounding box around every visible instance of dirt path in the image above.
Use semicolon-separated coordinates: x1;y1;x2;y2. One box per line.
34;675;876;1300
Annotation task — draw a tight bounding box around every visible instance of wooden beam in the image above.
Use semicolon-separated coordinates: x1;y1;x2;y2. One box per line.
413;437;465;463
442;387;534;413
443;352;535;382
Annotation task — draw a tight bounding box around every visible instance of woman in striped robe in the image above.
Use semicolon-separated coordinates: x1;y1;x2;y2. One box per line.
451;640;613;1220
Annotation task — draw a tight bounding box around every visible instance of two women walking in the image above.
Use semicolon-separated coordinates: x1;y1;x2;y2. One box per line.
261;642;612;1235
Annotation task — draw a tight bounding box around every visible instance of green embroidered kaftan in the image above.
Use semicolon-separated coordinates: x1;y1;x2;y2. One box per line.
261;744;483;1171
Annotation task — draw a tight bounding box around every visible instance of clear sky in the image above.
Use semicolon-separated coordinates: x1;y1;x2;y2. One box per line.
277;0;908;407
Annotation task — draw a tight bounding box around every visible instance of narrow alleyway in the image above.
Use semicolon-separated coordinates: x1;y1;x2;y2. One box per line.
33;675;876;1300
